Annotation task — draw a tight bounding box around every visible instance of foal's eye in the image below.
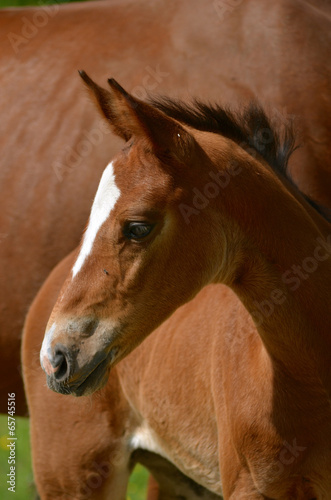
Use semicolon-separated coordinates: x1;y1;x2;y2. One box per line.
124;222;154;240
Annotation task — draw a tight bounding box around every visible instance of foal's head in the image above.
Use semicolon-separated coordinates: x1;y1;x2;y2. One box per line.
41;73;229;395
42;72;315;396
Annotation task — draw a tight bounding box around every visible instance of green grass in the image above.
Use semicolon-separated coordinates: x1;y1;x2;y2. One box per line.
0;0;91;8
0;416;35;500
0;414;148;500
127;466;149;500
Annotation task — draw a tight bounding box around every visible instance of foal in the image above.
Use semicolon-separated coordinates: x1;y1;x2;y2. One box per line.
35;73;331;498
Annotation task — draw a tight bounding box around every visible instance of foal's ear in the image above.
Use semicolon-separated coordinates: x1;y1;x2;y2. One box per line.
79;70;138;141
79;71;195;161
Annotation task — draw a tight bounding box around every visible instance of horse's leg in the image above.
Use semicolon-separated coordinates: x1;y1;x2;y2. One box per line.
132;450;222;500
22;252;133;500
220;456;265;500
146;476;160;500
228;483;266;500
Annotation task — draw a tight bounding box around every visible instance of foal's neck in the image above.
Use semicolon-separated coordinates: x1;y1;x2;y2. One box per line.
208;139;331;380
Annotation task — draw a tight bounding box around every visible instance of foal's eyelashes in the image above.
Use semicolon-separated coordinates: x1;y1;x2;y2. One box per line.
123;221;155;240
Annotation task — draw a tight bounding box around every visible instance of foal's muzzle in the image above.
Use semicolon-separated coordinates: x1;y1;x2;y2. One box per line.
40;318;121;396
41;345;115;396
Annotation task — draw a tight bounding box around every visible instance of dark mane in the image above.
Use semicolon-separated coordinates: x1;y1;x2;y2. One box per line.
150;97;330;222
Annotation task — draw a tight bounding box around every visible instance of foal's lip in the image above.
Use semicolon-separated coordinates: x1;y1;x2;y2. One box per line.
72;358;109;396
70;346;120;397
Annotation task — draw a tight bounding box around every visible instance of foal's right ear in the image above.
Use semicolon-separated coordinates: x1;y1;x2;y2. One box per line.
78;71;196;163
79;70;142;142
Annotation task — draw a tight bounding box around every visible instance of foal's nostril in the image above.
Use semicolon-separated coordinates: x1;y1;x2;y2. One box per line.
51;345;70;382
52;351;65;369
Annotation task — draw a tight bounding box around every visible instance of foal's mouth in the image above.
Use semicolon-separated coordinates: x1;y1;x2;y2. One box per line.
70;356;110;397
47;347;120;397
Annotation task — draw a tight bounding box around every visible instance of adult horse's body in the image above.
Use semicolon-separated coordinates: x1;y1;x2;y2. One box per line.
1;0;331;414
26;74;331;498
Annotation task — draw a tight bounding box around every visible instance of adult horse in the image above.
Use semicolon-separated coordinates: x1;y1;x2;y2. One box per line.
1;0;331;415
24;74;331;498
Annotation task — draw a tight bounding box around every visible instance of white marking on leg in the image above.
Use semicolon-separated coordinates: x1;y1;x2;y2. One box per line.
72;161;121;278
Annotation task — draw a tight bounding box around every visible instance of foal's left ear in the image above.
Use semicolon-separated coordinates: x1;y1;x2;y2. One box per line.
79;71;195;162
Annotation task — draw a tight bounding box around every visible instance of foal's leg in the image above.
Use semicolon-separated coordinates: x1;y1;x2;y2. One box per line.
22;253;133;499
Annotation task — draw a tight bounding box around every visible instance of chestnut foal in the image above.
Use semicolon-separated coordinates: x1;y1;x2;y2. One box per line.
27;73;331;498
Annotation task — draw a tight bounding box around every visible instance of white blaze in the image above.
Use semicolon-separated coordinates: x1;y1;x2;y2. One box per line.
40;322;57;365
72;161;121;278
